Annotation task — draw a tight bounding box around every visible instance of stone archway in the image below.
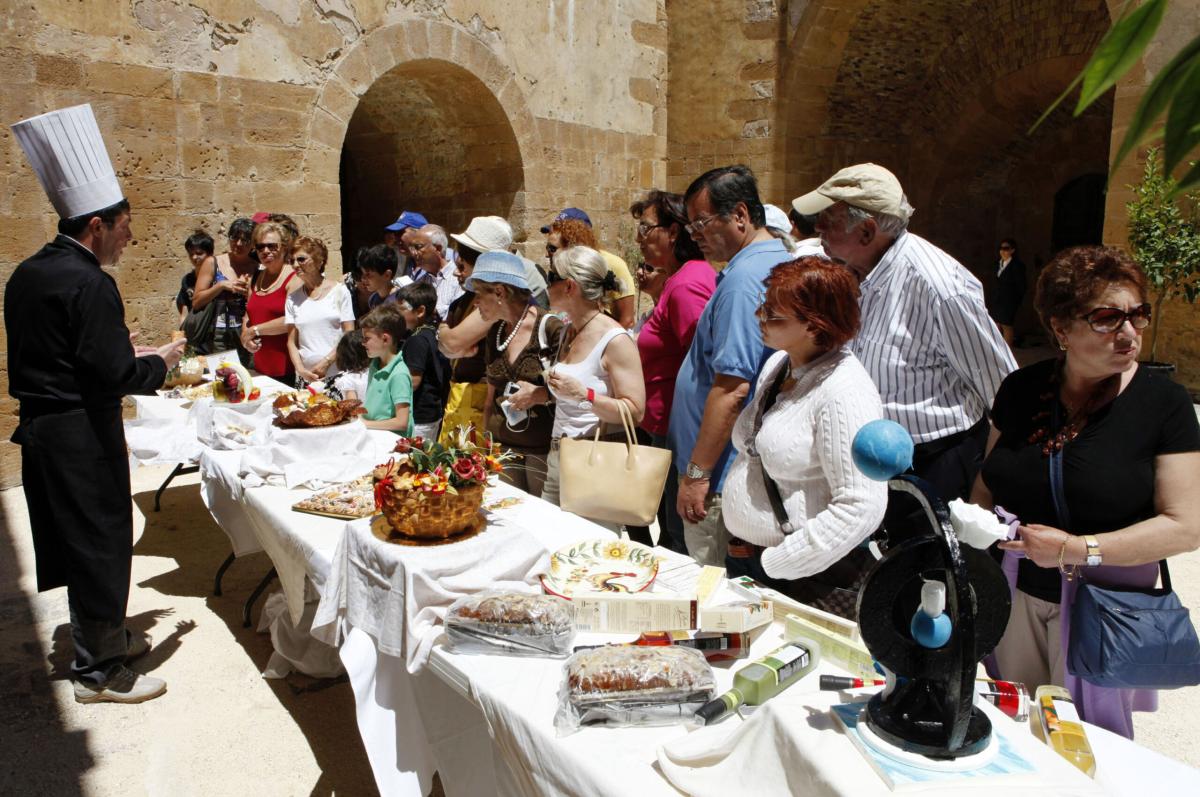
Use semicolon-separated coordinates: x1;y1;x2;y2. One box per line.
779;0;1114;269
301;19;540;266
338;59;525;258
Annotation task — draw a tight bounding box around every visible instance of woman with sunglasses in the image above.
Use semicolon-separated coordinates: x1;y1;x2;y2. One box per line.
285;236;355;386
624;190;715;551
242;221;298;380
972;245;1200;738
539;246;646;529
721;257;886;617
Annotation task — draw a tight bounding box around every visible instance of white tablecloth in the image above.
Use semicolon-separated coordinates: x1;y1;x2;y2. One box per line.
309;485;619;796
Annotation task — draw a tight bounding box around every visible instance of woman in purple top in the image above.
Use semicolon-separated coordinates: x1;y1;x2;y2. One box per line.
627;190;716;553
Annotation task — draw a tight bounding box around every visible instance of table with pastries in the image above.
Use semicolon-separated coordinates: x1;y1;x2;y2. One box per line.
127;380;1200;797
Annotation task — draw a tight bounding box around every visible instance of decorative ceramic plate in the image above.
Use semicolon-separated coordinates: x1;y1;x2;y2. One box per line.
539;539;661;598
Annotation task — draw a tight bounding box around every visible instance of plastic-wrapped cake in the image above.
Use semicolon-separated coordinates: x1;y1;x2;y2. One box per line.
445;591;575;657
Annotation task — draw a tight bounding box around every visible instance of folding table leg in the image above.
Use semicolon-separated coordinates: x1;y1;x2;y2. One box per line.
213;552;236;597
242;568;278;628
153;462;188;512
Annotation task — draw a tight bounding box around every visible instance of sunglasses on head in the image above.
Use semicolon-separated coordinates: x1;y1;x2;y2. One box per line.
1080;303;1151;333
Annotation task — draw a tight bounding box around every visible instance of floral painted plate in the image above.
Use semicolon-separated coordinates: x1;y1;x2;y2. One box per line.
539;539;661;598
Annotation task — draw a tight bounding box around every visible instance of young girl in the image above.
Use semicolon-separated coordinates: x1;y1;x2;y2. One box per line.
330;330;370;401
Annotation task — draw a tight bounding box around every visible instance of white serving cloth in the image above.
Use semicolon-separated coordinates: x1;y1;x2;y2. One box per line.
238;422;394;489
312;482;606;673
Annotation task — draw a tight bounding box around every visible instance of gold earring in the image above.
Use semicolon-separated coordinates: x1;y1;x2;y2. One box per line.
1058;339;1069;352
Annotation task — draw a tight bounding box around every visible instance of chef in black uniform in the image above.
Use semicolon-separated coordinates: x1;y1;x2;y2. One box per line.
7;105;186;704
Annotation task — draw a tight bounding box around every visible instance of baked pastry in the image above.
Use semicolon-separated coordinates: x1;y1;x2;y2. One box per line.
273;391;364;428
292;475;374;518
163;354;206;387
567;645;714;697
445;591;575;657
557;645;716;732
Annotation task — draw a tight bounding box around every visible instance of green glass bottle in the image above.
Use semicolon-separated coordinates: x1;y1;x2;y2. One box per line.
696;639;820;724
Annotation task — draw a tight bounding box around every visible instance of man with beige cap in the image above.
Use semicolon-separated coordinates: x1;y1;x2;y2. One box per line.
793;163;1015;510
6;104;185;704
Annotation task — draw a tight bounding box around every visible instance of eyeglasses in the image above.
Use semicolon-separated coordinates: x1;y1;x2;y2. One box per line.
293;254;313;265
755;305;801;324
684;213;725;236
546;244;560;256
999;245;1014;252
1080;303;1151;333
255;242;280;252
636;221;665;237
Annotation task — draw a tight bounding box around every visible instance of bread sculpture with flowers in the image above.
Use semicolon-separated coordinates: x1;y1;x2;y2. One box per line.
372;426;512;540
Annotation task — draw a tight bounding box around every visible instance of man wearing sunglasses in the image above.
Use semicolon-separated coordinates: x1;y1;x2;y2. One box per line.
670;165;795;566
794;163;1016;520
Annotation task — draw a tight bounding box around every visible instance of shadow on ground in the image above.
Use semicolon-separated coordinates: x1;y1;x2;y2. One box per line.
0;501;91;795
132;481;378;796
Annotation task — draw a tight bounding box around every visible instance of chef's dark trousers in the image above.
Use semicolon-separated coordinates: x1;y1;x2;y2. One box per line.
15;405;132;685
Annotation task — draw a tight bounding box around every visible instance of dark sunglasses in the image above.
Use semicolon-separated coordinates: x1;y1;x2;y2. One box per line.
1080;303;1151;333
255;242;280;252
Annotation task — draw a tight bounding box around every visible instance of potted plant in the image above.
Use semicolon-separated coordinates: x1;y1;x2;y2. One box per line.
1126;148;1200;375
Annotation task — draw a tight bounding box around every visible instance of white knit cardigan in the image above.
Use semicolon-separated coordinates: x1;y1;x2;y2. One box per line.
722;347;887;579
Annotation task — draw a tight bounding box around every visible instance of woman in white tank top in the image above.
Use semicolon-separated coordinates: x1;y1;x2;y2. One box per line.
533;246;646;519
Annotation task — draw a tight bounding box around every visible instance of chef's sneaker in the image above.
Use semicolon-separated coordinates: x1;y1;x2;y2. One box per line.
73;666;166;704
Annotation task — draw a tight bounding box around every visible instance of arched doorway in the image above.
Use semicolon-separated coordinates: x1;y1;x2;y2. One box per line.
1052;173;1107;253
338;59;524;261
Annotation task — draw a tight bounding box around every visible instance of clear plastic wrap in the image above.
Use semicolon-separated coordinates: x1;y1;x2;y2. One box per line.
554;645;716;734
444;590;576;658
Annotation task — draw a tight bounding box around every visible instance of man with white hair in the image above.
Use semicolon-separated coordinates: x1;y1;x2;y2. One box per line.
409;223;464;321
793;163;1016;507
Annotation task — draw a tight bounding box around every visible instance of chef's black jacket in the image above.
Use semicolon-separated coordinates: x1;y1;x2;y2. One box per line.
5;235;166;609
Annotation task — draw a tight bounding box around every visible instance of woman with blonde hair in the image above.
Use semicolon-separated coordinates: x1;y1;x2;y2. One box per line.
531;246;646;527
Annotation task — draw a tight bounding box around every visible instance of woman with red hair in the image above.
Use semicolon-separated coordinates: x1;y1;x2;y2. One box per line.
721;256;886;617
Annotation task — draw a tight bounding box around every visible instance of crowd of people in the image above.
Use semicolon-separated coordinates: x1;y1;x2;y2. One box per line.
9;101;1198;735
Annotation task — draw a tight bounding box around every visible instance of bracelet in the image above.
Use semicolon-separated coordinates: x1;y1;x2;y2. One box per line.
1057;537;1078;581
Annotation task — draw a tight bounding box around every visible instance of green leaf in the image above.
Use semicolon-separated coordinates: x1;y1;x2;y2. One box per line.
1029;69;1087;134
1075;0;1168;114
1112;35;1200;171
1163;59;1200;175
1175;159;1200;195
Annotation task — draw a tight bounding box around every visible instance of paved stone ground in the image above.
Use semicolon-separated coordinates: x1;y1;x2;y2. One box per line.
0;352;1196;793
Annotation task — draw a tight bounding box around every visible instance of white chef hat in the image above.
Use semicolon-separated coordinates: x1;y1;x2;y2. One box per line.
10;104;124;219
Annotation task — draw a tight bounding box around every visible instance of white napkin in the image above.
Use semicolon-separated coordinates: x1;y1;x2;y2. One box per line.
948;499;1010;549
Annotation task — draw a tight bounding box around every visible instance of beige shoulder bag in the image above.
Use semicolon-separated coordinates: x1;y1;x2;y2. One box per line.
558;399;672;526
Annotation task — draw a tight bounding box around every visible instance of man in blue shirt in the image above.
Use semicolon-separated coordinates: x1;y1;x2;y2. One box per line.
668;165;794;566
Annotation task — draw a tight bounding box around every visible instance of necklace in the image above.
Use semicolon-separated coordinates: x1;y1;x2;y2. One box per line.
1028;361;1118;456
555;310;603;363
495;307;533;352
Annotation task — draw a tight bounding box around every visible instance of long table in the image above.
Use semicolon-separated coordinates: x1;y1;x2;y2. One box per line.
168;417;1200;796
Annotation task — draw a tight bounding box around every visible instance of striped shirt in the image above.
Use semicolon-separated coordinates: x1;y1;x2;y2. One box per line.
851;232;1016;444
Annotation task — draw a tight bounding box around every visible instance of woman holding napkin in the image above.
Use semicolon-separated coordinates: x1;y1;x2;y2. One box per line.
971;245;1200;738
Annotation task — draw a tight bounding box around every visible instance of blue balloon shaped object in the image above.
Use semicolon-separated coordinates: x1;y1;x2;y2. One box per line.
852;419;914;481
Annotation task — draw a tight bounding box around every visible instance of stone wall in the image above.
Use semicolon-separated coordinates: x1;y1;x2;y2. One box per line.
0;0;667;487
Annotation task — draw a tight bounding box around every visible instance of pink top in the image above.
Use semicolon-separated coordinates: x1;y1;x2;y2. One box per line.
637;259;716;436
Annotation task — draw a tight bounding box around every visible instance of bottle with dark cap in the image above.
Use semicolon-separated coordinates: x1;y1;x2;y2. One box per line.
695;639;820;725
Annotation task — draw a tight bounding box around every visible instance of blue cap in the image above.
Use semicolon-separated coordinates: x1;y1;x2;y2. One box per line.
540;207;591;234
384;211;429;232
465;251;530;293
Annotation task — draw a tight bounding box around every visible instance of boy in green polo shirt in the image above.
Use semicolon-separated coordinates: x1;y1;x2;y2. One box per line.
360;305;415;436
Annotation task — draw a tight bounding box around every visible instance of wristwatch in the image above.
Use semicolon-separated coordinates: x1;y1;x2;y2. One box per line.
1083;535;1102;567
686;461;712;480
579;387;595;412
